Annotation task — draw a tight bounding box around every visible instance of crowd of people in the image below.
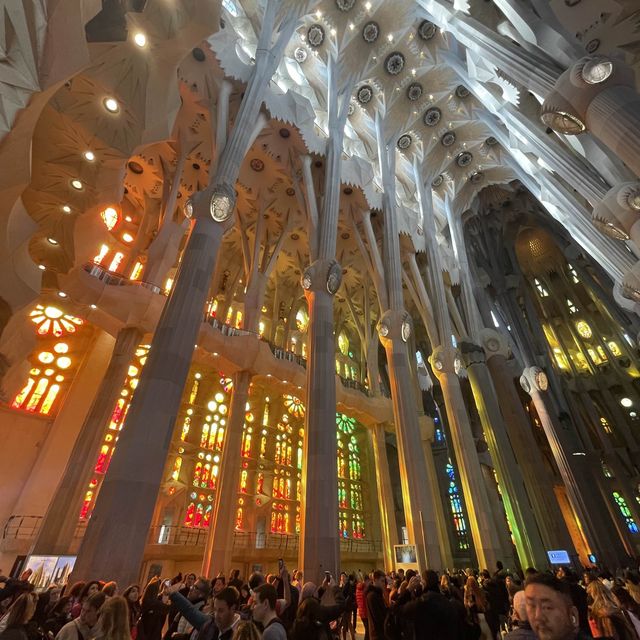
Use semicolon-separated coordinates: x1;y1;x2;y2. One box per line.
1;561;640;640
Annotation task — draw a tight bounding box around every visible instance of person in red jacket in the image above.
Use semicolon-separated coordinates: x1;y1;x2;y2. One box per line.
355;576;370;640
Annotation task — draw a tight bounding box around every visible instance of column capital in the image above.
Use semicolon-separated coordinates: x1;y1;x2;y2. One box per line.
479;328;511;360
541;56;634;135
519;365;550;396
301;259;342;297
429;345;464;379
377;309;412;348
188;183;237;226
459;340;486;367
592;181;640;243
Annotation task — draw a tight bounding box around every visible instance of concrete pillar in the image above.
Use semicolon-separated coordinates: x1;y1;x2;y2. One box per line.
201;370;251;575
370;424;399;571
541;56;640;177
419;426;454;570
520;367;629;567
431;347;504;570
299;268;340;582
32;326;143;555
461;341;548;569
71;208;230;587
379;319;444;571
484;341;574;553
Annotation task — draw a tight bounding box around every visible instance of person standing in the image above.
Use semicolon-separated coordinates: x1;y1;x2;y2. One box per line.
365;572;387;640
0;593;37;640
100;596;130;640
251;585;286;640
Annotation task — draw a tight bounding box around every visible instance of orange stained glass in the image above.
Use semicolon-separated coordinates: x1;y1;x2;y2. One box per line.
12;378;35;408
172;456;182;481
25;378;48;412
108;252;124;273
235;507;243;530
40;384;60;414
101;207;120;231
30;305;83;337
80;491;94;519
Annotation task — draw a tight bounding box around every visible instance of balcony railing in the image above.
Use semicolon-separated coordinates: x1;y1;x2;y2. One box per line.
2;516;86;541
147;526;380;554
83;263;163;294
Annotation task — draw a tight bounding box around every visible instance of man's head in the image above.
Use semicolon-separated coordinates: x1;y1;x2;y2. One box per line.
185;574;197;589
251;584;276;624
423;570;439;593
372;570;386;590
80;592;106;628
213;587;239;631
524;573;578;640
189;577;211;602
248;572;264;591
512;591;527;623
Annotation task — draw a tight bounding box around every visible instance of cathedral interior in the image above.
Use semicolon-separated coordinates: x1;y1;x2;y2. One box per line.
0;0;640;588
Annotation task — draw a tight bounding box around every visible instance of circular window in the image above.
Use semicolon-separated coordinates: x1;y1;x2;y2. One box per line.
128;161;144;174
336;0;356;9
418;20;437;40
582;58;613;84
407;83;423;101
307;24;325;48
385;52;405;75
432;174;444;188
294;47;308;63
397;134;412;150
441;131;456;146
423;107;441;126
356;85;374;105
362;21;379;43
250;158;264;172
456;151;473;167
455;85;470;98
192;47;205;62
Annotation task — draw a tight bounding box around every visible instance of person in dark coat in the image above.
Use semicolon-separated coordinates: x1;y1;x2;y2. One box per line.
137;578;170;640
398;570;464;640
365;571;388;640
0;593;37;640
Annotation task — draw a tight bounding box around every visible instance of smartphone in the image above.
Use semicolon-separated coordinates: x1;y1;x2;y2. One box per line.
163;579;172;588
324;571;331;581
278;558;284;572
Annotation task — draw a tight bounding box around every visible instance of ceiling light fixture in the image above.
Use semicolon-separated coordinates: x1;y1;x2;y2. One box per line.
90;304;97;309
103;97;119;113
38;264;46;271
47;237;58;245
62;205;71;213
58;291;67;298
83;151;95;161
621;397;633;407
122;232;134;243
133;32;147;47
71;179;83;190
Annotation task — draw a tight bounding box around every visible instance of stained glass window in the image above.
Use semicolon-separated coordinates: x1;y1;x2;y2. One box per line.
100;206;120;230
567;264;580;283
613;492;639;533
337;413;356;434
283;394;305;417
566;299;578;314
30;305;83;337
296;308;309;332
575;321;592;339
600;417;612;434
608;341;622;357
446;461;470;550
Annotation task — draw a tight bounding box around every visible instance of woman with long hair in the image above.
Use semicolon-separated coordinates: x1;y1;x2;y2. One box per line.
464;576;492;640
122;585;141;634
137;578;169;640
587;580;638;640
101;596;131;640
0;593;38;640
291;596;346;640
231;621;261;640
43;596;72;637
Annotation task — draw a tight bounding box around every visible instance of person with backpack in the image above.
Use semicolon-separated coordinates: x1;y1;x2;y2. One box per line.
251;585;286;640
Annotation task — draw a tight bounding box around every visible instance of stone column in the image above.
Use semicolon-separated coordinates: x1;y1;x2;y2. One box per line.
379;313;444;571
370;424;399;571
201;370;251;575
519;367;629;567
299;261;341;582
419;424;454;570
431;347;504;570
542;56;640;177
32;326;143;555
461;340;548;569
484;334;574;553
71;208;230;586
